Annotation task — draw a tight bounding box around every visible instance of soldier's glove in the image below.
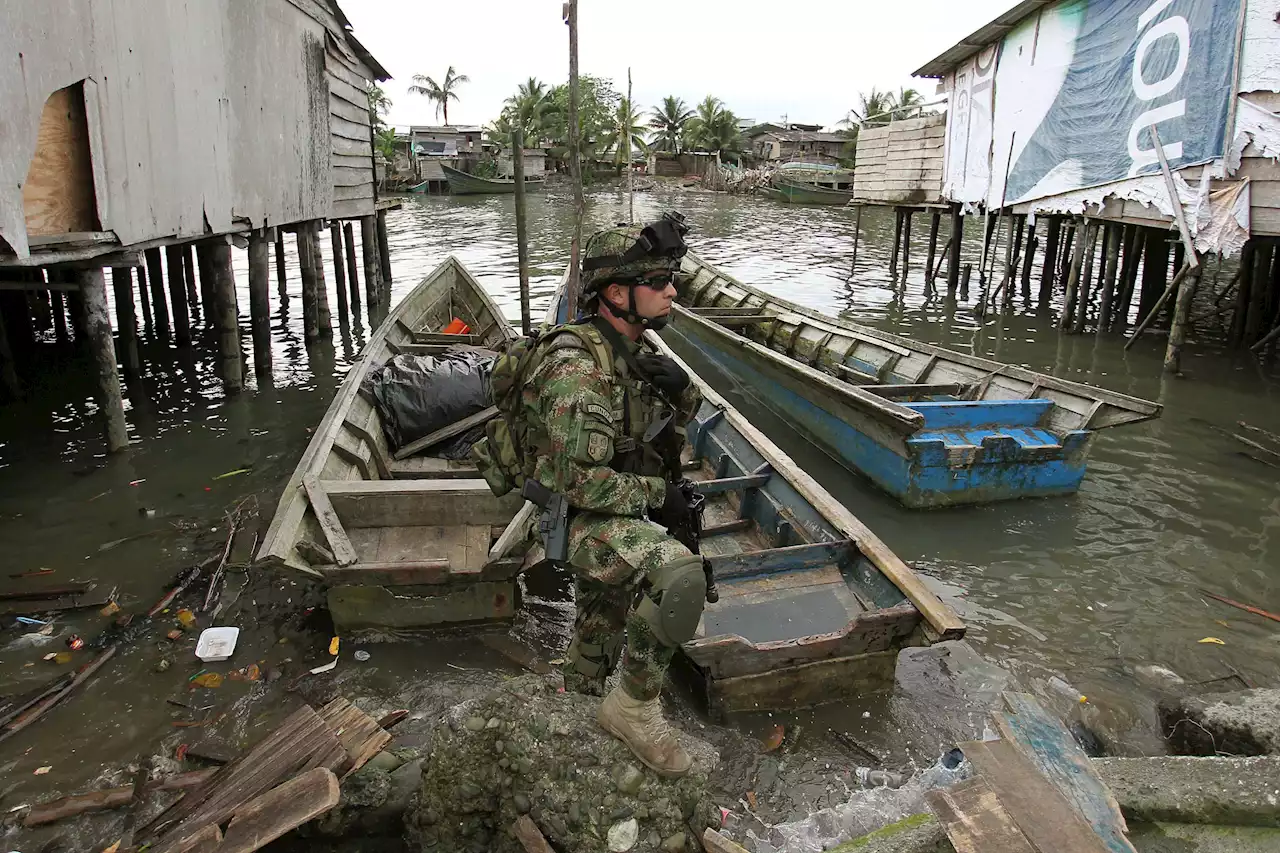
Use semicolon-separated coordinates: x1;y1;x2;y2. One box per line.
634;352;690;397
650;480;690;530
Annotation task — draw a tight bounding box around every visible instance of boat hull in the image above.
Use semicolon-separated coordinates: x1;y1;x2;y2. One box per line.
668;252;1161;508
767;176;857;205
442;164;545;195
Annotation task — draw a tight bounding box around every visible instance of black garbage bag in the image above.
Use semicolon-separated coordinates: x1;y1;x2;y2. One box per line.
362;348;495;456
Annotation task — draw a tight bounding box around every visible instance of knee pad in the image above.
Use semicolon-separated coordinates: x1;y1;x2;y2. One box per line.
635;554;707;647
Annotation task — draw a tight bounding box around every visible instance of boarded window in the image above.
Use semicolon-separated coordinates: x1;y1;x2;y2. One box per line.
22;82;100;237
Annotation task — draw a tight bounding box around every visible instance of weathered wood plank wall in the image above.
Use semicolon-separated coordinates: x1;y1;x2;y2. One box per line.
853;115;946;205
0;0;381;259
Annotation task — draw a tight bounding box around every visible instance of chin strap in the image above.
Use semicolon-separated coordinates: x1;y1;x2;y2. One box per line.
599;286;668;331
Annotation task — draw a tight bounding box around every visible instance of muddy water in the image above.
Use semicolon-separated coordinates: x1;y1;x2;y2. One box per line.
1;186;1278;808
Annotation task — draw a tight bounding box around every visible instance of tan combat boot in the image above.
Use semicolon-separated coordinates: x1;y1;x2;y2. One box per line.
598;685;692;778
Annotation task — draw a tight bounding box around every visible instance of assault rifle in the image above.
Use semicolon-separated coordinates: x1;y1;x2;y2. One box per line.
665;479;719;604
521;479;569;564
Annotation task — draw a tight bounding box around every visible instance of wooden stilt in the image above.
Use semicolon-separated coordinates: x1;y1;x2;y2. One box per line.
959;264;972;300
888;209;903;278
0;290;34;356
1245;241;1274;345
376;209;392;286
343;223;360;310
1098;223;1122;334
924;210;941;291
310;224;332;334
1229;240;1256;346
981;213;998;283
0;303;19;399
360;215;381;308
196;244;218;338
1075;221;1098;332
330;223;348;321
248;234;272;376
135;266;153;332
1057;224;1076;288
181;245;199;322
851;205;863;272
66;289;88;343
1138;230;1171;326
900;210;913;281
513;126;532;335
1061;217;1086;330
1173;242;1186;277
80;268;128;451
947;206;963;294
274;231;288;297
1164;256;1204;373
111;267;140;374
211;243;243;394
1115;227;1143;330
51;287;69;344
31;283;52;332
165;245;191;345
144;247;170;339
1020;219;1037;301
1003;215;1022;308
298;226;319;340
1040;217;1061;307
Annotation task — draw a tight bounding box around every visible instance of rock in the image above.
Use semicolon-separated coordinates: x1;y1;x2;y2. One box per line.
825;814;950;853
608;817;639;851
660;830;686;851
1158;689;1280;756
465;716;487;732
1127;821;1280;852
365;750;407;774
407;674;718;853
1093;756;1280;827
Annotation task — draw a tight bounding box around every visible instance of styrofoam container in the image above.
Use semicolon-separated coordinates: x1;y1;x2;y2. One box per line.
195;626;239;662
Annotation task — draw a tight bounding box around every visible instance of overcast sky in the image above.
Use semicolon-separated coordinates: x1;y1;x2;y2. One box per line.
343;0;1017;132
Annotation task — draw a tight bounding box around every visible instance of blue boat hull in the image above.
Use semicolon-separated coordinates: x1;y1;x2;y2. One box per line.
662;316;1093;509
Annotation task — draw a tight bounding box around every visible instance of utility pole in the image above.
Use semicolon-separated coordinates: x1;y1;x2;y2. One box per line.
564;0;584;318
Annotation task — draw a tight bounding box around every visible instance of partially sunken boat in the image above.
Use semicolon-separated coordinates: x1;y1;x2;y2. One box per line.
762;164;857;205
256;257;527;635
442;163;546;195
663;251;1163;508
547;273;963;717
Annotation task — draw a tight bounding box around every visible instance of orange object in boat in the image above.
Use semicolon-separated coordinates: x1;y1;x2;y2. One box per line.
443;318;471;335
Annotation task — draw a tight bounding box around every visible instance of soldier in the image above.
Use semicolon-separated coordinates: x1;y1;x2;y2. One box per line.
474;215;707;777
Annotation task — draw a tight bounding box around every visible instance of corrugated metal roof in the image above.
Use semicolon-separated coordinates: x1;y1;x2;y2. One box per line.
911;0;1054;78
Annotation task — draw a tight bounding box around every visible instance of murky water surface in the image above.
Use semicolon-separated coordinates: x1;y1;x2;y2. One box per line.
2;186;1278;801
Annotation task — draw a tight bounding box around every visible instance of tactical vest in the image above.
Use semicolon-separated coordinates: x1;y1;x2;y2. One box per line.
472;322;675;498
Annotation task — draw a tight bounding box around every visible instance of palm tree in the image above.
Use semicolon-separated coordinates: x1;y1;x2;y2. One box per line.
844;88;896;128
686;96;741;157
648;96;693;154
408;66;469;125
601;97;649;169
891;87;925;120
366;83;392;128
503;77;559;144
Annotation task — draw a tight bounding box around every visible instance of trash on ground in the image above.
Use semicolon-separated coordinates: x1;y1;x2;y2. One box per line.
328;636;340;656
353;650;370;662
213;467;253;480
34;765;52;775
1198;637;1226;645
65;634;85;650
99;601;120;617
195;627;239;662
761;724;785;752
190;672;224;689
176;609;197;629
309;659;338;675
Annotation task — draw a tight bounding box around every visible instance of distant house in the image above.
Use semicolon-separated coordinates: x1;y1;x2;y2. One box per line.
750;130;848;166
409;125;483;157
497;149;548;179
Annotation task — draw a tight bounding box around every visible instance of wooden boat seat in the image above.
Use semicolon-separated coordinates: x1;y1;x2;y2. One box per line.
388;456;480;478
904;398;1054;430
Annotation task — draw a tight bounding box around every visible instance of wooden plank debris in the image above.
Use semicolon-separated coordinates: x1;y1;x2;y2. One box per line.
703;828;753;853
23;769;218;827
302;474;359;567
168;824;223;853
513;814;556;853
321;559;453;586
928;776;1036;853
216;768;340;853
993;693;1135;853
317;698;391;778
960;739;1111;853
0;644;117;744
393;406;499;460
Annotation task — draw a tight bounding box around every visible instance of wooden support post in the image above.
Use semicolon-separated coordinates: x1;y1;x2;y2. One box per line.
211;243;243;394
274;230;288;297
343;222;360;311
248;234;272;377
377;208;392;285
1058;223;1076;287
851;205;863;272
298;226;319;340
361;215;381;309
1138;230;1171;326
889;209;903;277
31;287;52;332
947;205;963;294
924;211;941;292
564;0;584;316
1229;239;1256;346
981;212;998;282
165;245;191;345
513;127;532;335
80;268;128;452
1245;240;1274;345
1116;226;1143;330
1061;217;1086;330
900;209;913;281
1040;217;1061;307
1075;221;1098;332
1004;214;1022;307
111;267;140;374
196;244;218;337
1020;218;1036;301
310;224;333;334
51;288;69;344
144;247;170;339
66;289;88;343
183;245;198;320
0;304;19;399
1164;256;1204;373
960;264;972;298
0;290;34;356
330;223;349;321
135;266;153;332
1098;224;1121;334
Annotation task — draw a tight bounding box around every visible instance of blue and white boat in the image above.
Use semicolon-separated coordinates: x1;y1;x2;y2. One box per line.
662;252;1163;509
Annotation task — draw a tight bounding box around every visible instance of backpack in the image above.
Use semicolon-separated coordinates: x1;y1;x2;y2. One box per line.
471;324;615;497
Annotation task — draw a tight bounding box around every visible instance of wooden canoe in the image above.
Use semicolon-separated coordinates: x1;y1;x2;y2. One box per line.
765;174;857;205
256;257;527;635
546;273;963;718
662;251;1163;508
442;164;546;195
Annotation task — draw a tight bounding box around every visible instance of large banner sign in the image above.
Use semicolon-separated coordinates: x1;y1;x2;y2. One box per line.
950;0;1244;208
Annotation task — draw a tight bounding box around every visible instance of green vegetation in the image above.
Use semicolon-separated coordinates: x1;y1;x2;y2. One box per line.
648;96;694;154
685;95;742;157
409;65;469;126
601;96;648;168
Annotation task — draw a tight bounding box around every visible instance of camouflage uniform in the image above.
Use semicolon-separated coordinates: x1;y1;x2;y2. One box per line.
522;228;702;701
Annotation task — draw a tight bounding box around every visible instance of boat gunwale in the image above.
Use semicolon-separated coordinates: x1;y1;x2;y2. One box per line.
441;163;546;190
681;251;1163;424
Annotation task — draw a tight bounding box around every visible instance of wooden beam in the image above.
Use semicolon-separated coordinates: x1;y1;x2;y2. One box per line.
302;474;359;567
393;406;499;460
321;559;453;586
217;768;340;853
342;418;393;480
865;382;973;399
928;777;1036;853
0;278;79;291
1150;125;1198;269
489;501;536;562
513;815;556;853
690;473;771;495
707;540;853;582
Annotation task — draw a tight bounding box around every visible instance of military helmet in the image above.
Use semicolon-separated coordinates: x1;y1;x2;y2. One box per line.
580;212;689;293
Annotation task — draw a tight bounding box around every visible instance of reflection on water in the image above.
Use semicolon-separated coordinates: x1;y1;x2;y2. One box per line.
1;187;1278;775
